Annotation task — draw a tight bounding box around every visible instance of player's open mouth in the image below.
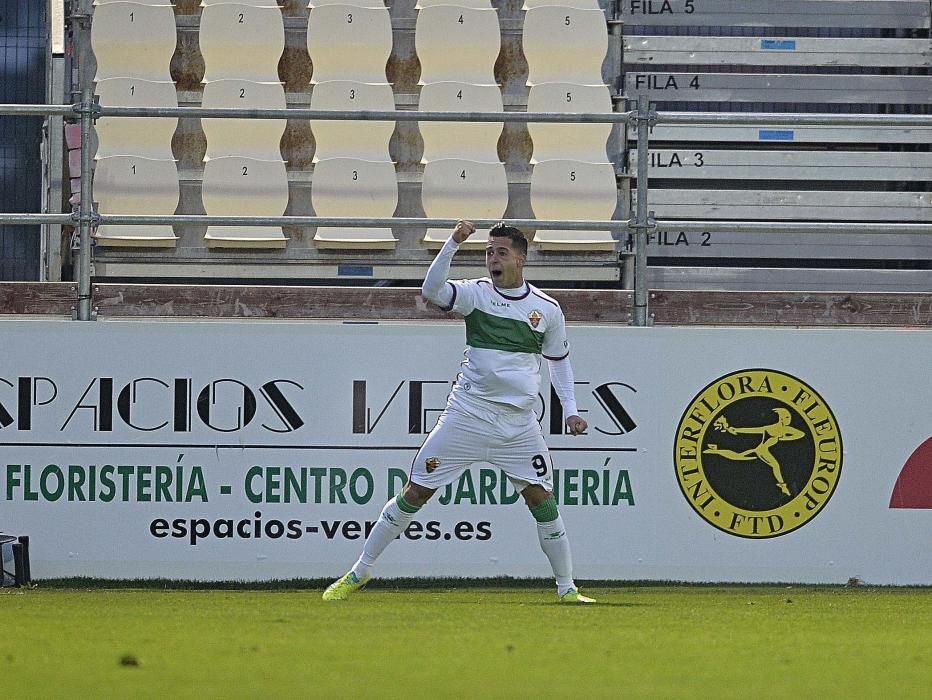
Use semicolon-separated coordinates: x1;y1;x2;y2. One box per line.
490;269;502;278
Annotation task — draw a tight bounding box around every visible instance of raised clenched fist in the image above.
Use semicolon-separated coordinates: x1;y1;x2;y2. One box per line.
452;220;476;244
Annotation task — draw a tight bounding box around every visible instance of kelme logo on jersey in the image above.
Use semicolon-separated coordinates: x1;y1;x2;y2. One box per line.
674;369;842;539
528;310;543;329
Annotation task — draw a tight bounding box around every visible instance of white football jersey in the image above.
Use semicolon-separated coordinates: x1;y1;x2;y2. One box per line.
440;278;569;410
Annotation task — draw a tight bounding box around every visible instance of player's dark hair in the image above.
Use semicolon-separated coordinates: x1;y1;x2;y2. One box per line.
489;222;528;256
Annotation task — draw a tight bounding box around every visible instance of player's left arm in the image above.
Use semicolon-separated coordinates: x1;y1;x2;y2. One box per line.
543;308;587;436
549;357;587;435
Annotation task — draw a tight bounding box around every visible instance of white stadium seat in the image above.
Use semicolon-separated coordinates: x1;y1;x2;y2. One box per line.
91;2;176;81
199;4;284;82
421;158;507;246
309;0;392;7
201;79;287;160
526;82;612;163
418;82;503;164
530;159;616;250
523;7;608;86
522;0;600;7
416;0;493;7
93;155;179;246
415;6;501;85
201;156;289;247
94;77;178;160
521;0;600;10
311;157;399;248
307;5;393;84
309;80;395;162
202;0;279;5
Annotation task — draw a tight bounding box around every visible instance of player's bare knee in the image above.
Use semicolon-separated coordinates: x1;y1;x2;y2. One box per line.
402;481;436;507
521;483;552;508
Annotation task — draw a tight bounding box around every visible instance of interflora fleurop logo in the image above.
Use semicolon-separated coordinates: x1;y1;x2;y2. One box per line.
674;369;842;538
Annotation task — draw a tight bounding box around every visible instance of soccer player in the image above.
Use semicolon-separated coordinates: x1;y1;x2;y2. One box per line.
323;220;595;603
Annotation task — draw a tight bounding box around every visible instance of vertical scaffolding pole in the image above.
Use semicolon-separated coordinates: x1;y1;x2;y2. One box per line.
73;0;95;320
632;95;651;326
76;89;94;320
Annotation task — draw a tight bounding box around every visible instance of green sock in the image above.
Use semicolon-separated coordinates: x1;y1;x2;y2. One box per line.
395;493;421;514
528;494;559;523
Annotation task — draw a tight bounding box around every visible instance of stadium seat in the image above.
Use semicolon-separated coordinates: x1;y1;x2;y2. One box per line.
416;0;494;7
94;77;178;160
526;82;611;163
523;7;608;86
310;0;390;5
93;155;179;246
522;0;600;8
91;2;176;81
201;156;289;247
309;80;395;162
421;158;507;246
307;5;393;84
199;3;285;82
311;158;398;248
201;79;287;160
418;82;503;164
529;160;616;250
415;6;501;84
202;0;279;5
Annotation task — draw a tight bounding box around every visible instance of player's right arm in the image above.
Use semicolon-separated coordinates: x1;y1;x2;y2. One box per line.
421;220;476;309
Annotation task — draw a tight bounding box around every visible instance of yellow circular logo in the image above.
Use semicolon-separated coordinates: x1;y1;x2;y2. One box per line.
674;369;843;538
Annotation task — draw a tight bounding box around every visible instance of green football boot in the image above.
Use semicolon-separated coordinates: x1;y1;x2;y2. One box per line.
559;588;596;604
322;571;369;601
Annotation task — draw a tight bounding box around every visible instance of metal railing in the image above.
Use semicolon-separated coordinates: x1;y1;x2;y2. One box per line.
4;97;932;324
0;97;636;320
2;0;932;323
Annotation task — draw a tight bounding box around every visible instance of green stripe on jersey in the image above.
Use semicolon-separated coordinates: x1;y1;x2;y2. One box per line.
465;308;544;354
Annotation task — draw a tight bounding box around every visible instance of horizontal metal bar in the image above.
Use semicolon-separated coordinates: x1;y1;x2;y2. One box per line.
655;112;932;128
653;220;932;235
98;106;636;123
4;104;932;129
2;102;634;123
0;213;627;231
4;213;926;235
94;215;630;231
0;213;74;225
2;103;634;123
0;103;76;117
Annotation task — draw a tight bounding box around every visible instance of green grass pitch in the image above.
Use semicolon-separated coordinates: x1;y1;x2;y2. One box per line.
2;583;930;698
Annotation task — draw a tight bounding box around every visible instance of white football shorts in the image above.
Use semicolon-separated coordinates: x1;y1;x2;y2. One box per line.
409;393;554;492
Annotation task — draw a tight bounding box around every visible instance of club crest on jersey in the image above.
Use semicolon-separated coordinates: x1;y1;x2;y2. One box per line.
528;310;543;328
425;457;441;473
